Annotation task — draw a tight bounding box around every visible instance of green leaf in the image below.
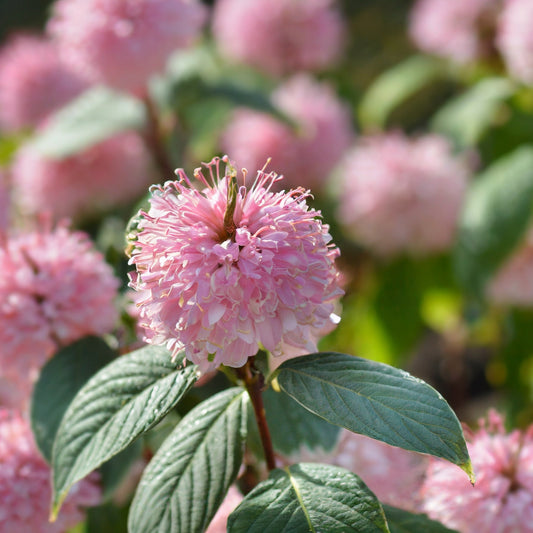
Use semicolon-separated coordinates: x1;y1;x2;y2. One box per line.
432;78;515;148
454;145;533;296
228;463;389;533
31;86;146;159
128;388;249;533
263;388;340;456
51;346;198;517
382;505;458;533
359;55;445;130
31;336;116;463
277;353;473;481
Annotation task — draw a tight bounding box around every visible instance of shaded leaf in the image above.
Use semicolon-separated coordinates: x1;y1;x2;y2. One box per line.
31;336;116;462
432;78;515;148
359;55;445;130
228;463;389;533
128;388;248;533
51;346;198;516
31;86;146;159
454;145;533;296
383;505;458;533
277;353;473;481
263;387;340;456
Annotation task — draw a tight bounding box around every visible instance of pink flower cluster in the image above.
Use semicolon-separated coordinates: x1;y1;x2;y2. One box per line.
212;0;344;77
409;0;500;64
12;132;152;222
497;0;533;84
0;35;87;132
0;224;119;400
48;0;208;93
421;411;533;533
336;132;470;256
0;408;101;533
129;156;343;372
221;75;354;191
487;228;533;307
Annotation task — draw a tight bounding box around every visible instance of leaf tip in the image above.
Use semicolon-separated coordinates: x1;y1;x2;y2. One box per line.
50;491;68;522
461;459;476;485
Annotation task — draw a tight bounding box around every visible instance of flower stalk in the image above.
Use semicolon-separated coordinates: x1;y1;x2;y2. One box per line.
236;358;276;471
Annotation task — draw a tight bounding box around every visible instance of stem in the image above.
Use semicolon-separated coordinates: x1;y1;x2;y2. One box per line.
140;91;176;179
236;359;276;471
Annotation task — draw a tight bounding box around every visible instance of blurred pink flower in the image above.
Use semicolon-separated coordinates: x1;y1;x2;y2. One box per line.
291;429;428;512
336;132;470;256
409;0;500;63
0;408;101;533
129;156;343;372
47;0;207;93
487;228;533;307
12;132;152;222
0;34;87;132
205;486;243;533
421;410;533;533
221;74;354;191
497;0;533;84
0;223;119;393
212;0;344;76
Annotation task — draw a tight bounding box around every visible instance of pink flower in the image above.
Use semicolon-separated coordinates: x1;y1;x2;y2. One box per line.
487;228;533;307
0;223;119;393
129;156;343;372
47;0;207;93
409;0;500;64
205;486;243;533
0;34;87;132
212;0;344;77
12;132;152;222
290;429;428;512
497;0;533;84
0;408;101;533
421;410;533;533
220;75;354;191
336;132;470;256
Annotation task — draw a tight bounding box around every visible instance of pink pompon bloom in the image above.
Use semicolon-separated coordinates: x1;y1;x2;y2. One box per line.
0;223;119;393
12;132;153;222
409;0;500;63
128;156;344;373
205;486;243;533
421;410;533;533
336;132;470;256
220;74;354;191
497;0;533;84
212;0;344;76
0;34;87;132
0;408;101;533
47;0;208;93
487;228;533;307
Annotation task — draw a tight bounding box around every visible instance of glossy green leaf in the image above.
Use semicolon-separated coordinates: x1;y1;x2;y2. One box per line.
228;463;389;533
454;145;533;296
51;346;198;517
263;388;340;456
31;86;146;159
31;336;116;462
359;55;445;130
128;388;248;533
383;505;458;533
277;353;473;481
432;77;515;147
